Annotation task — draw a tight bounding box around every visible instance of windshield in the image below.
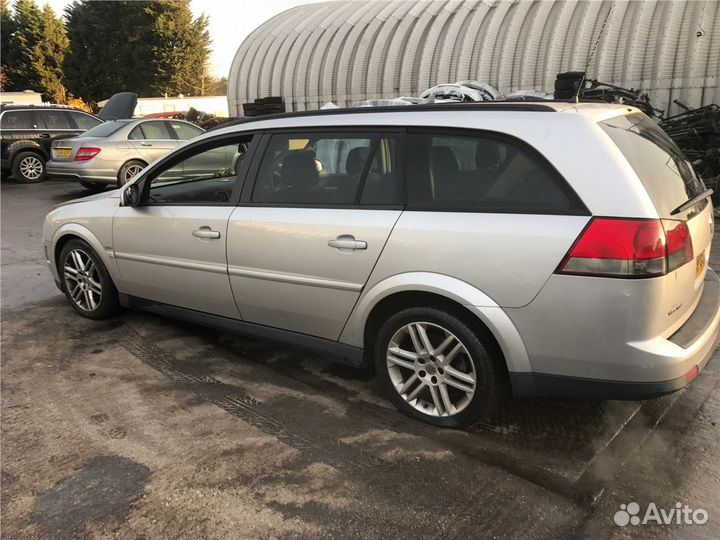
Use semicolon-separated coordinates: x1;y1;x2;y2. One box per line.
600;113;706;216
81;120;129;138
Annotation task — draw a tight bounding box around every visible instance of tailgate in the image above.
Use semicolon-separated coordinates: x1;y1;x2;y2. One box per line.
600;112;714;332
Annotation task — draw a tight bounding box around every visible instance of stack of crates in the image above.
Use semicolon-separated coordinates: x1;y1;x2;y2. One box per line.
242;97;286;117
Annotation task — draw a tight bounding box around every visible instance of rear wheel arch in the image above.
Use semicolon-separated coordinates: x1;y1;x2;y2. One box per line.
117;159;148;185
362;290;508;379
9;141;49;162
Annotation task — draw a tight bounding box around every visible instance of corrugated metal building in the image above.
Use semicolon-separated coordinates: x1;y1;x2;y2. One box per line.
228;0;719;117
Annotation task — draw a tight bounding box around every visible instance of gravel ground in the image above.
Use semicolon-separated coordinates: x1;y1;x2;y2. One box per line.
2;178;719;539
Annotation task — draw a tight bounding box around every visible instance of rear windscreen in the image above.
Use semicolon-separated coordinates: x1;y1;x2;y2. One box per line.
81;120;127;138
600;113;706;216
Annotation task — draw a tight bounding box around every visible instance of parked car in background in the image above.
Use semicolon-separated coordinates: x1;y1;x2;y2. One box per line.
1;92;138;184
47;118;204;190
42;102;719;427
0;105;103;183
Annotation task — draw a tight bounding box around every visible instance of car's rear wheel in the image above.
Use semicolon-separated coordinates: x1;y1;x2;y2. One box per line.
12;151;46;183
118;160;146;186
375;306;502;427
79;181;107;192
59;239;120;319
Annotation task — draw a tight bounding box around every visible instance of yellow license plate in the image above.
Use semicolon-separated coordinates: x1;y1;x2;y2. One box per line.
55;148;71;158
696;252;706;279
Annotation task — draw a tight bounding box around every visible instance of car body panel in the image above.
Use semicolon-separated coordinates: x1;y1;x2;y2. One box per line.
112;205;239;318
226;207;402;339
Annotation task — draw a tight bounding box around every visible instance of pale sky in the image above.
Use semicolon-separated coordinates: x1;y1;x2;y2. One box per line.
39;0;333;78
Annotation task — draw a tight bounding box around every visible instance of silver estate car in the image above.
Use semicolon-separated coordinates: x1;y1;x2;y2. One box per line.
42;102;720;427
47;118;204;190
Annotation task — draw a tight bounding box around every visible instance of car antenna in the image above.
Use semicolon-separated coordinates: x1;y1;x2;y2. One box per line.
572;4;613;104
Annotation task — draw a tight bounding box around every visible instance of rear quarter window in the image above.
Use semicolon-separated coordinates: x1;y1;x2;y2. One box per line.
406;129;586;214
600;113;706;216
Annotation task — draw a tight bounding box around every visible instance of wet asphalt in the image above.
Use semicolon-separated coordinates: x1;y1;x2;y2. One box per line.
1;177;719;539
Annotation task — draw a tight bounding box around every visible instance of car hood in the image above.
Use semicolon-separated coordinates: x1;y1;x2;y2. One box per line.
53;188;120;209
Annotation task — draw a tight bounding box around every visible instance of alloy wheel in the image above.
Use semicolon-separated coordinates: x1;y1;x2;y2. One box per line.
386;322;476;417
63;249;102;311
19;156;43;180
124;164;144;183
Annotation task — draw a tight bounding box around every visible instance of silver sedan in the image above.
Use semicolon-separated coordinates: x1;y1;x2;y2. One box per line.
47;118;204;190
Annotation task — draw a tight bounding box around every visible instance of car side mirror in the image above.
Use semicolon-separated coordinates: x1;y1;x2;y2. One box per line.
121;183;141;207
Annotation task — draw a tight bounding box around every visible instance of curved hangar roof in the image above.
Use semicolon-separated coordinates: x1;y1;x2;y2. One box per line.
228;0;719;116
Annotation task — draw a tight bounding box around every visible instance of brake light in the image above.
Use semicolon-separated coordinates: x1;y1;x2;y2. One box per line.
663;219;694;272
558;218;693;278
74;147;101;161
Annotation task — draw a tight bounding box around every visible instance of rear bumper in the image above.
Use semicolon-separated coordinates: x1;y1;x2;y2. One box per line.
511;267;720;399
46;161;117;184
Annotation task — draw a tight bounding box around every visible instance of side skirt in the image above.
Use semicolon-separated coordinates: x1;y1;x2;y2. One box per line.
119;294;367;368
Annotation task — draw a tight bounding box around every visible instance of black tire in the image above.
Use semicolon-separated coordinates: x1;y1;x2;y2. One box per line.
556;71;585;80
374;306;503;428
59;239;120;320
79;181;107;192
12;151;46;183
117;159;147;186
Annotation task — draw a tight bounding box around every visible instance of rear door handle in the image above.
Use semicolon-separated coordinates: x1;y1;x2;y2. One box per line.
192;226;221;239
328;235;367;250
38;133;51;138
140;142;153;147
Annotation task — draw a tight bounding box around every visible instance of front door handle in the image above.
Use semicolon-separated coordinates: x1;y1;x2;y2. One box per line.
192;226;221;239
140;142;153;147
328;235;367;250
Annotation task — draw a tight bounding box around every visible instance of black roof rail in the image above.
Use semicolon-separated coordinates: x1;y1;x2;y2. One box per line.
211;101;558;131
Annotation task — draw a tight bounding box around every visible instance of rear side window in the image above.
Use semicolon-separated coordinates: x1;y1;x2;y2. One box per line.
0;110;34;129
600;113;706;216
252;132;400;205
129;121;172;140
406;130;582;213
36;110;71;129
70;112;102;130
169;121;203;140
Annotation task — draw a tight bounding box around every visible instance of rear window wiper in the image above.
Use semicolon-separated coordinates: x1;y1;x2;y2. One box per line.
670;188;713;216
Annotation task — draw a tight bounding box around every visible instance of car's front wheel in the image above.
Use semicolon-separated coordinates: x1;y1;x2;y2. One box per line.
59;239;120;319
12;151;46;183
375;306;503;427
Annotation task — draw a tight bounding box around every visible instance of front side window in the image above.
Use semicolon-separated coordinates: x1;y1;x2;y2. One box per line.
37;110;71;129
147;136;253;204
252;132;400;205
70;111;102;130
0;111;34;129
406;131;581;213
170;121;203;140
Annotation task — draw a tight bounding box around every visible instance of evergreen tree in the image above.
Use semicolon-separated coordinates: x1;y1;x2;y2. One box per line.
64;0;211;102
1;0;16;89
4;0;42;91
33;4;69;102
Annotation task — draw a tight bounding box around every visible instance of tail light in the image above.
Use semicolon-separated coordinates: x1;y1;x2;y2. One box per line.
74;147;101;161
557;218;693;278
